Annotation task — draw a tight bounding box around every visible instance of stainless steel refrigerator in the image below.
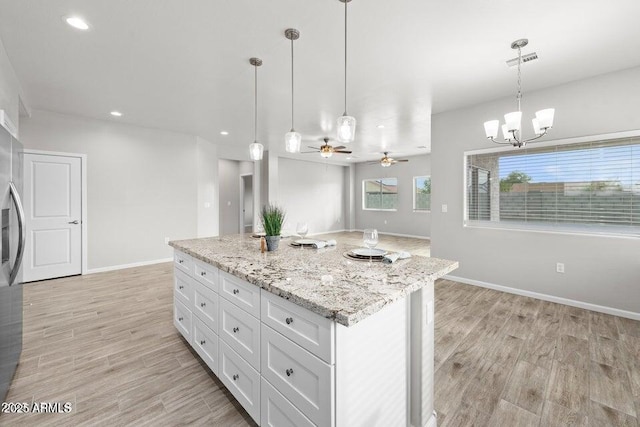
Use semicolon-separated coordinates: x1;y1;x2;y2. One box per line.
0;119;25;401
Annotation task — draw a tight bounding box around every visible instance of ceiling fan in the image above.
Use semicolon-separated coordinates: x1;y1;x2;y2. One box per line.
367;152;409;167
302;137;352;158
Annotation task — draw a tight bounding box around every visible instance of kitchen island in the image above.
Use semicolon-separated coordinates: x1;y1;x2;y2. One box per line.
169;235;457;427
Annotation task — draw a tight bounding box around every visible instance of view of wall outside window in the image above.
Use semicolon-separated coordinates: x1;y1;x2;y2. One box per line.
414;176;431;211
466;137;640;232
363;178;398;210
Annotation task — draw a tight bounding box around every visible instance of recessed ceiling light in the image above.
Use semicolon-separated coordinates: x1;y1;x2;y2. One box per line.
65;16;90;30
376;125;385;129
220;131;229;135
110;111;122;117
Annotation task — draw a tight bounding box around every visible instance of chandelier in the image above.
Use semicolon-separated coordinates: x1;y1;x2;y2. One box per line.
483;39;555;148
284;28;301;153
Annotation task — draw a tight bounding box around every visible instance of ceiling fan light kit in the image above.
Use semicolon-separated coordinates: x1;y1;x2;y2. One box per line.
483;38;555;148
336;0;356;144
285;28;302;153
249;57;264;161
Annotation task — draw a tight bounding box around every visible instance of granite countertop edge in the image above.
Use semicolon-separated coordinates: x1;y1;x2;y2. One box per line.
169;238;458;327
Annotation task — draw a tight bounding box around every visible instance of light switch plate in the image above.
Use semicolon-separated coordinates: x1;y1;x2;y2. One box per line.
441;204;448;213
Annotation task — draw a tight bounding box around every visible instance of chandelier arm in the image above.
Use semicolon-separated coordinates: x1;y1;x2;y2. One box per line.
522;129;549;144
489;137;516;145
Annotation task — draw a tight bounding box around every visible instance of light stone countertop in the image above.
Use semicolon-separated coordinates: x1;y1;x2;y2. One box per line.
169;235;458;326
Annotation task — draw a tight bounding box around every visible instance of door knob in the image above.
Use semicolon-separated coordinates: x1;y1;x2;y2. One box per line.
68;220;79;224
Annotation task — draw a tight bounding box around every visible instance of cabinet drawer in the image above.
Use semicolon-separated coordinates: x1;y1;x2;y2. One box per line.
219;340;260;423
192;315;219;375
220;298;260;370
220;271;261;318
173;298;192;343
174;270;194;307
261;291;334;364
261;378;315;427
174;251;193;275
193;258;218;292
261;325;333;427
193;281;219;333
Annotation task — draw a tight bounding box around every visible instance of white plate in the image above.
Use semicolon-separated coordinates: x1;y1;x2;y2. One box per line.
351;248;387;257
294;239;320;245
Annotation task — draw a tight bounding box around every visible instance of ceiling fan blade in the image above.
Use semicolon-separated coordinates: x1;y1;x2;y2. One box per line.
307;146;321;150
333;146;346;150
334;150;353;154
366;161;379;165
396;159;410;162
300;150;320;154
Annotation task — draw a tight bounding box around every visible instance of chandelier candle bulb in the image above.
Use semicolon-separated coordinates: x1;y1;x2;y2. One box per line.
504;111;522;132
535;108;555;129
484;120;500;139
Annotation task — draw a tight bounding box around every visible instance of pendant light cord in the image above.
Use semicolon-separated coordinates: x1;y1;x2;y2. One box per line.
516;46;522;112
291;37;295;131
344;0;348;116
254;64;258;142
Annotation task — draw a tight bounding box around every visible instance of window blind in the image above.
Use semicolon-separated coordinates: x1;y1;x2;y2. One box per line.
467;137;640;234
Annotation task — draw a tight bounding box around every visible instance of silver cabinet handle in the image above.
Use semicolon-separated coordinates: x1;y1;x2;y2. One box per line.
232;327;239;333
232;289;239;295
178;317;183;322
200;271;206;276
285;317;293;325
233;374;239;381
68;220;79;224
178;259;184;264
178;285;184;290
200;340;206;345
8;182;25;287
200;302;206;308
286;368;294;376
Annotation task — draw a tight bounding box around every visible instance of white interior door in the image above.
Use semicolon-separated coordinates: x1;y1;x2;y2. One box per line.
23;153;82;282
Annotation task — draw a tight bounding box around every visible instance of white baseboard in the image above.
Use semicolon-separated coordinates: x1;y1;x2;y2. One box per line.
351;229;430;240
86;257;173;274
444;274;640;321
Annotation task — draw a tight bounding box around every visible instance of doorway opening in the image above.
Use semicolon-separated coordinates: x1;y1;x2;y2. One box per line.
240;174;254;234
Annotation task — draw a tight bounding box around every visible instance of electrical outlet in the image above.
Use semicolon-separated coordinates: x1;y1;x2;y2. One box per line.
164;237;170;244
556;263;565;273
441;204;448;213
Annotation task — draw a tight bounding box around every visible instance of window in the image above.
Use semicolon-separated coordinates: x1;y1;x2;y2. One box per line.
465;136;640;235
363;178;398;210
414;176;431;211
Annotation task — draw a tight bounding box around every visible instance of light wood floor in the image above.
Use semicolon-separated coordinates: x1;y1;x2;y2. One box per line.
1;234;638;426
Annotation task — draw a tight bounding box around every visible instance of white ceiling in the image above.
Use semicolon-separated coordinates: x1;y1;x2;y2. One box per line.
1;0;639;163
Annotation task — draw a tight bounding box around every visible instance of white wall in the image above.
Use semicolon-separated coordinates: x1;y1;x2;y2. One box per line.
218;159;253;235
196;136;219;238
277;157;347;235
0;37;24;132
431;66;640;317
355;154;431;238
20;109;201;270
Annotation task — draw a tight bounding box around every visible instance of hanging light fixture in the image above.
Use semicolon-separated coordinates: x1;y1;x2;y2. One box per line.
249;57;264;161
336;0;356;143
285;28;301;153
483;39;555;148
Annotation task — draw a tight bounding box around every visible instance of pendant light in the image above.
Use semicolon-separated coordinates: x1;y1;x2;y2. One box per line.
336;0;356;143
249;57;264;161
284;29;302;153
483;39;555;148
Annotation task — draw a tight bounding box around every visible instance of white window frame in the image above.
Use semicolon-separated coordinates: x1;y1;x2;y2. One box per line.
463;129;640;239
362;178;398;211
413;175;431;213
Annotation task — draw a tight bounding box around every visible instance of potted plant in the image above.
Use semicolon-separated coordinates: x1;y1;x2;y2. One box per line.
261;204;286;251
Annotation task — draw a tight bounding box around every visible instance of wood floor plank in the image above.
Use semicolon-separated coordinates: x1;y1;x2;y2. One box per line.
589;361;637;417
588;400;638;427
546;360;589;413
539;400;588;427
555;334;589;370
560;313;590;340
441;401;491;427
460;357;512;416
519;335;557;370
487;399;540;427
502;360;549;415
590;311;621;340
589;334;626;370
